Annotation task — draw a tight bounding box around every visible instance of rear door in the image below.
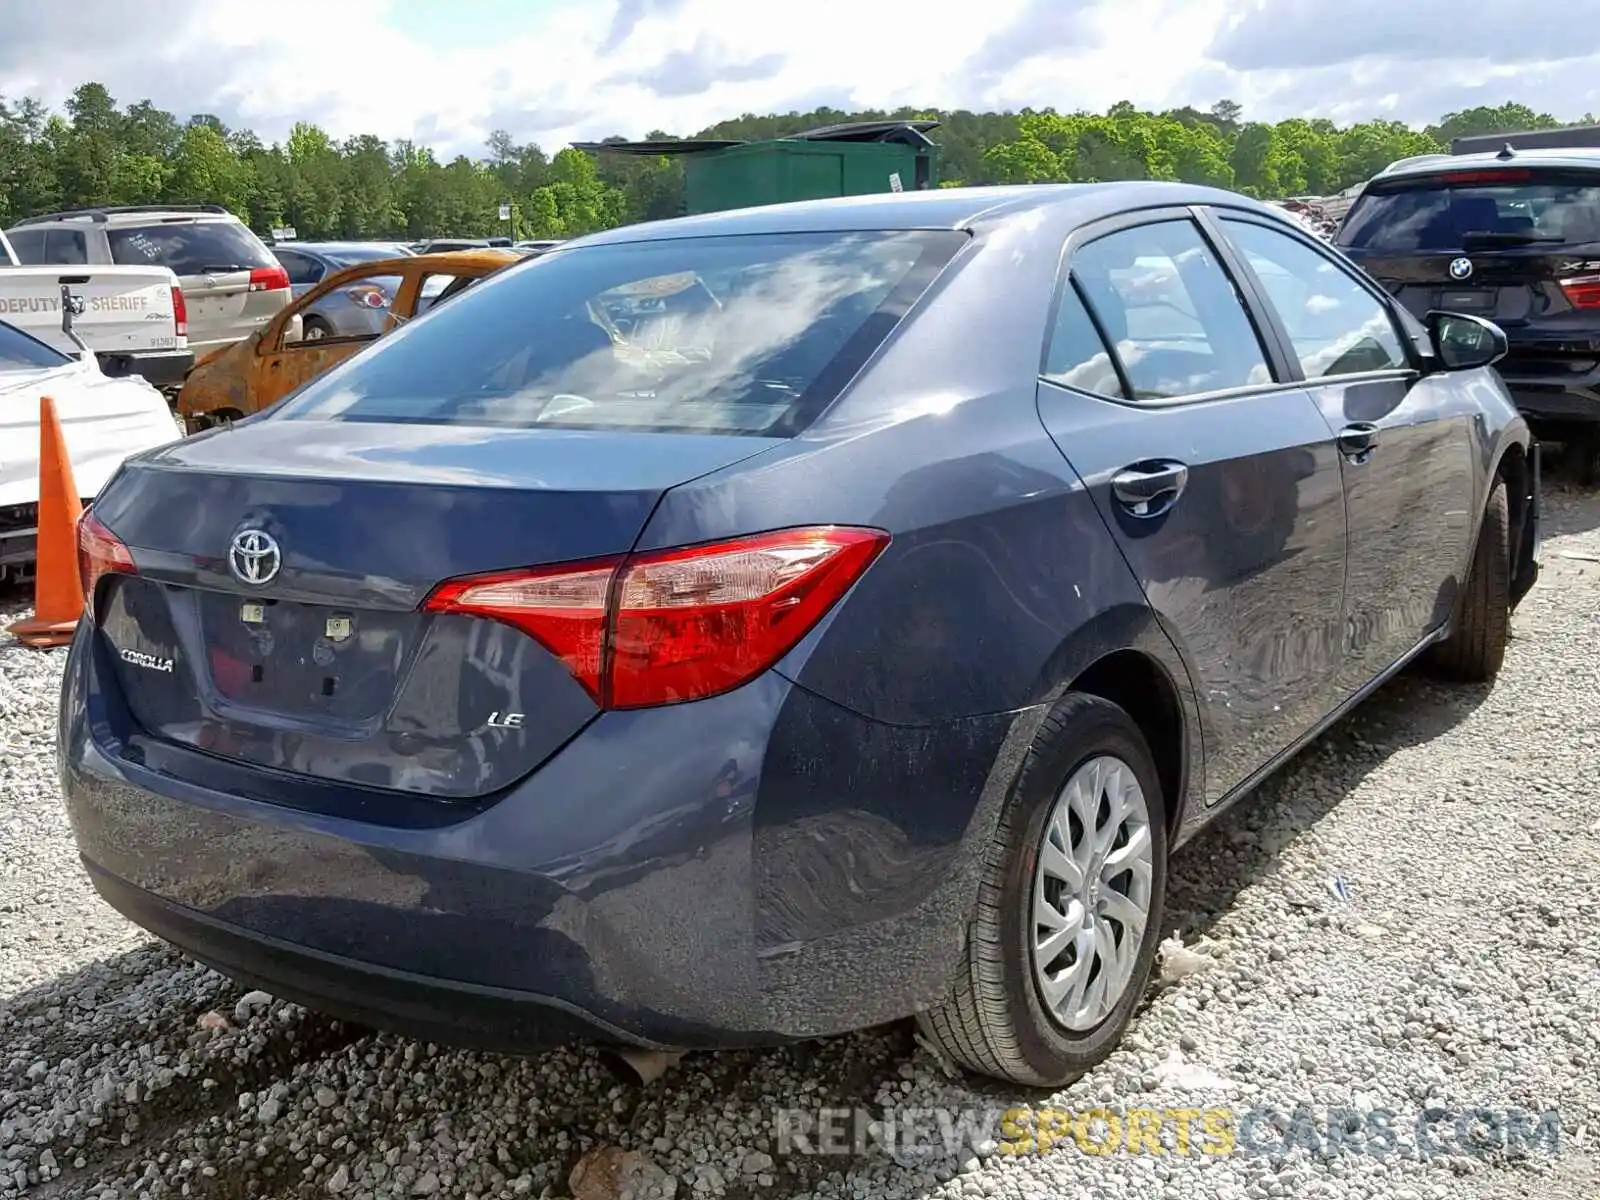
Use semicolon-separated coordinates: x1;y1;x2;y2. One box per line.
1212;210;1476;692
1338;167;1600;390
1035;210;1350;804
107;218;284;353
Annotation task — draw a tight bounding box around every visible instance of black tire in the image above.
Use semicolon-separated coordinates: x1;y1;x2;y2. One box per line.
918;693;1169;1088
302;316;333;340
1425;477;1511;683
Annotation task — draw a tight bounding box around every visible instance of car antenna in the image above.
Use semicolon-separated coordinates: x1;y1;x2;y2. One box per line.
1496;143;1516;160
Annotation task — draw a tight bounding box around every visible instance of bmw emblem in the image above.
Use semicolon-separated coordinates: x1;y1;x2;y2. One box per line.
229;528;282;586
1449;257;1474;281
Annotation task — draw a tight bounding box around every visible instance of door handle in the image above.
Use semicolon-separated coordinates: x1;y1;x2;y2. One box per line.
1337;422;1380;459
1111;461;1189;516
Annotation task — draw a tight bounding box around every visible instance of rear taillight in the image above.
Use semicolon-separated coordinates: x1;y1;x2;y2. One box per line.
171;285;188;338
421;526;889;709
1561;273;1600;310
77;509;136;610
249;265;291;292
344;285;390;309
424;560;615;699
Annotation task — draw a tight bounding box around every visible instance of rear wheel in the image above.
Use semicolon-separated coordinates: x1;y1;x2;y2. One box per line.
302;316;332;341
1425;477;1511;683
918;694;1168;1087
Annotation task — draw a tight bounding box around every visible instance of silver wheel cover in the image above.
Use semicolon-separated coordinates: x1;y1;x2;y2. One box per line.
1030;755;1155;1031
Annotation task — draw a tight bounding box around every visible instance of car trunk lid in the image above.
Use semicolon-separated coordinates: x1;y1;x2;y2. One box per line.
1349;242;1600;329
89;420;780;800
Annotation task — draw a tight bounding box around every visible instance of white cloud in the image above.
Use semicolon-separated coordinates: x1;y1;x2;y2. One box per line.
3;0;1600;161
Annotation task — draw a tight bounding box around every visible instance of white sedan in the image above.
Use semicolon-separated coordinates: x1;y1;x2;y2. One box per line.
0;320;183;585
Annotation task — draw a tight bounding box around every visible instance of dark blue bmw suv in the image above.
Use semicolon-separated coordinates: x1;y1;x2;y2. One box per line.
58;182;1540;1087
1338;133;1600;480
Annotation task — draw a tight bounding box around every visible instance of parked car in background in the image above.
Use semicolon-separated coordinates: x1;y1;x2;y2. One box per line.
175;248;521;428
0;319;180;585
60;183;1537;1090
0;229;191;389
1337;137;1600;479
514;239;565;255
5;205;291;360
413;237;514;253
269;242;428;339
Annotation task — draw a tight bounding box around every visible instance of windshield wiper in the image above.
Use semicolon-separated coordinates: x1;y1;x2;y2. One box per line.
197;263;257;273
1460;232;1565;246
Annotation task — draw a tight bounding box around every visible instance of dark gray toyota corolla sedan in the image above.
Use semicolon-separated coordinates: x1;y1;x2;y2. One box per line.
59;182;1540;1087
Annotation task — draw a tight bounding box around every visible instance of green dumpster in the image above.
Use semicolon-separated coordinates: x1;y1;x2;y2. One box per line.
576;120;941;216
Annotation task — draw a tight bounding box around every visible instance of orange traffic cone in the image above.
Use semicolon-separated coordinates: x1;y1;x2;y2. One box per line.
7;396;85;648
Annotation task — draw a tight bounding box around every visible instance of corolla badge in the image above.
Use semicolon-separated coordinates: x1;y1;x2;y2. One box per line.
120;647;174;672
1449;257;1474;280
229;529;282;585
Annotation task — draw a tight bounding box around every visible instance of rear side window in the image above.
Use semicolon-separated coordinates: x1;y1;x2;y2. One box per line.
43;230;87;264
0;319;70;372
1339;170;1600;252
1043;284;1125;398
273;230;967;436
108;220;276;276
1220;218;1407;378
6;229;45;263
1070;220;1273;401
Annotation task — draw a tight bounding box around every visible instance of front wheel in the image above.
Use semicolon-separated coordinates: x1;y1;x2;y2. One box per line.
918;694;1168;1087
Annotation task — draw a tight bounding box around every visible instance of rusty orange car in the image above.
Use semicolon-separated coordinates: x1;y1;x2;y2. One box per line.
175;249;523;429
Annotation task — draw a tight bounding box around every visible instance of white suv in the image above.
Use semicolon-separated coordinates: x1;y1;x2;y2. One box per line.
5;205;291;357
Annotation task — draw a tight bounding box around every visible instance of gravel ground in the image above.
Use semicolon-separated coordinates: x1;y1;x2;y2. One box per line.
3;484;1599;1200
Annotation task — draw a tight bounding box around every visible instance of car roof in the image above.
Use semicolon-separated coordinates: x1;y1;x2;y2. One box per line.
566;182;1287;247
280;242;401;256
1378;146;1600;181
411;248;523;267
8;205;240;228
97;211;238;227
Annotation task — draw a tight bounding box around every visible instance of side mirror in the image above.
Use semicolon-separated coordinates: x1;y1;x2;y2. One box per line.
1426;310;1507;371
282;313;305;345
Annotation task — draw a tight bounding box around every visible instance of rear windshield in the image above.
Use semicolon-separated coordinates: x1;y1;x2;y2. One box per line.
1339;170;1600;252
271;230;965;436
109;220;276;276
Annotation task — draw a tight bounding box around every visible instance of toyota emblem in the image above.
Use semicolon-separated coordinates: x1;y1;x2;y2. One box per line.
228;529;282;585
1448;257;1474;281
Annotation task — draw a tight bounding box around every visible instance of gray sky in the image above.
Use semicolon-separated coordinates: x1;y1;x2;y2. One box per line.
2;0;1595;156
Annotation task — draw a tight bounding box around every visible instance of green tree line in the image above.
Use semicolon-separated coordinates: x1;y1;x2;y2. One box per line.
0;85;1584;241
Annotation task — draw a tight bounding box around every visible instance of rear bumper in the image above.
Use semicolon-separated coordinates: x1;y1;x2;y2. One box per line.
59;625;1025;1049
83;862;676;1051
98;350;195;390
